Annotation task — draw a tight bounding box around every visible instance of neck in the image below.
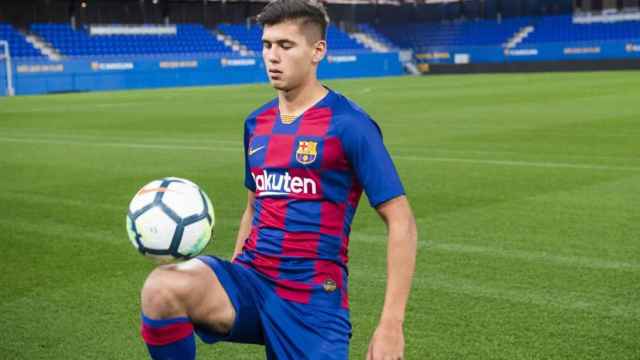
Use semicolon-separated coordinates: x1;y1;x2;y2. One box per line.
278;79;328;116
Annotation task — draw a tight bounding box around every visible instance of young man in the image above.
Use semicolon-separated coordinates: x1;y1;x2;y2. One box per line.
139;0;417;359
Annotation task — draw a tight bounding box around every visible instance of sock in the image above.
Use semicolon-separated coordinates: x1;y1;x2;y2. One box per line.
141;314;196;360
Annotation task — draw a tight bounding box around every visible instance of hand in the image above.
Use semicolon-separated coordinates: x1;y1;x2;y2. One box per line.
366;319;405;360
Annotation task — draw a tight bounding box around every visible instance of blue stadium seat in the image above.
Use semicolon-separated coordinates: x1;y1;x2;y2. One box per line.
217;23;369;53
0;23;44;58
30;23;231;57
520;15;640;46
371;15;640;51
356;23;397;50
375;17;531;51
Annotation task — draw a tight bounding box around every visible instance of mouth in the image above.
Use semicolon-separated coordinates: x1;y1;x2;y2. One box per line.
268;69;283;79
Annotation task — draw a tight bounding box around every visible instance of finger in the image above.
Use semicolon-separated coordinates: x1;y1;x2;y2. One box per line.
366;342;373;360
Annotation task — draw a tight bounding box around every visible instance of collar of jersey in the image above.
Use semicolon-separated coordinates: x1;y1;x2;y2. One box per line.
277;86;334;125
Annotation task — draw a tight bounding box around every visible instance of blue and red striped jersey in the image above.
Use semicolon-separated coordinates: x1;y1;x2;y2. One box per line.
234;88;405;309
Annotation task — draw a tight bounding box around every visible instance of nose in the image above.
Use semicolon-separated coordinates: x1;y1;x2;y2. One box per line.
264;46;280;64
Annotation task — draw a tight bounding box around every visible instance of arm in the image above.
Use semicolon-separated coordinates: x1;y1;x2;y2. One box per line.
367;195;418;360
231;190;255;261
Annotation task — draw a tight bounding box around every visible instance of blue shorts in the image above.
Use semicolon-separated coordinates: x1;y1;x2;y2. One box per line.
195;255;351;360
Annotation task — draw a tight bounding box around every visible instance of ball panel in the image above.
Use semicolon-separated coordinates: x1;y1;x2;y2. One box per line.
134;206;177;251
201;190;215;227
161;181;205;219
129;180;164;213
126;214;140;250
164;177;198;188
178;219;212;257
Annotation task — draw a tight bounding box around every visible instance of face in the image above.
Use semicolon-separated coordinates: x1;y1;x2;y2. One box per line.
262;20;326;92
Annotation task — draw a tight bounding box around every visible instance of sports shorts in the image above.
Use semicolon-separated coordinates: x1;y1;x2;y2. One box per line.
195;255;351;360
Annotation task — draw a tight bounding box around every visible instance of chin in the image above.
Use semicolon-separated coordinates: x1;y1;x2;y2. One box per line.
271;82;292;92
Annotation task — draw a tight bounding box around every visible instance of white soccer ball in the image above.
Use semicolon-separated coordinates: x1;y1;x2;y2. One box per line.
126;177;214;262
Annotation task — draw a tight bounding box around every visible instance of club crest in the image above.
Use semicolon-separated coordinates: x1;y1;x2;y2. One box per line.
296;140;318;165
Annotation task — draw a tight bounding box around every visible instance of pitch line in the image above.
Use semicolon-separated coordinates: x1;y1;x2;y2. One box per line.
0;136;241;152
395;155;640;172
351;234;640;272
0;101;164;113
351;271;639;319
1;136;638;172
416;274;640;319
1;131;238;145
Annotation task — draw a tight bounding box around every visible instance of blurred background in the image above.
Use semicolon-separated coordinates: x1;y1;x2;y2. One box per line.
1;0;639;95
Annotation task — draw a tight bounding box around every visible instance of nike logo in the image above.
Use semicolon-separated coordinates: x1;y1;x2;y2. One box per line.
248;145;265;156
136;187;174;196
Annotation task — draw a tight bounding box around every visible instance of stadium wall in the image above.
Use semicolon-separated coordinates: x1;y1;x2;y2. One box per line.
424;59;640;74
415;40;640;67
9;52;403;95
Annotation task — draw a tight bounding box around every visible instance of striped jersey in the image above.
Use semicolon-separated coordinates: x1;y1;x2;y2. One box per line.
234;88;405;309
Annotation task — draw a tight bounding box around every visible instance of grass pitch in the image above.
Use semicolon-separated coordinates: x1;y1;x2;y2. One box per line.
0;71;639;359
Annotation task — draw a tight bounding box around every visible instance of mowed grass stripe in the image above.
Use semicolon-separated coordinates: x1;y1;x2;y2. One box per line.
2;135;639;172
351;233;640;272
0;136;241;152
4;131;640;165
351;271;640;320
1;72;639;359
395;154;640;171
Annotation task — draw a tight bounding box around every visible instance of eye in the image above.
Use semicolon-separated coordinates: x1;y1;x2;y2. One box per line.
262;42;271;49
280;42;293;50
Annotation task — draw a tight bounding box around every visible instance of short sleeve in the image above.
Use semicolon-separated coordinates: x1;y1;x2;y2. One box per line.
244;121;256;192
341;116;405;208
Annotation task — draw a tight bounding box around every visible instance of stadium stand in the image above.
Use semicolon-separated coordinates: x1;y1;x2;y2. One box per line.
30;23;232;57
217;24;369;53
519;15;640;46
0;23;43;58
356;23;397;50
374;15;640;51
326;25;368;51
376;18;532;50
217;24;263;52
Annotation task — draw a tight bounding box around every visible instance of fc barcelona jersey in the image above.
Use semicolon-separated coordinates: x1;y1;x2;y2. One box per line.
233;88;405;309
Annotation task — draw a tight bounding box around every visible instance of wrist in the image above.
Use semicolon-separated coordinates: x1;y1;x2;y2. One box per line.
379;316;404;328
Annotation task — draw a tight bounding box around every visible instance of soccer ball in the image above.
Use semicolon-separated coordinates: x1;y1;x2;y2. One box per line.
126;177;214;262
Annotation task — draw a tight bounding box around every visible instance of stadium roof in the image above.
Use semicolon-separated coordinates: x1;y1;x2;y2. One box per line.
195;0;460;4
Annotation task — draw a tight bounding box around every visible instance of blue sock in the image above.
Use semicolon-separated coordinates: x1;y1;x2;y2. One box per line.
141;314;196;360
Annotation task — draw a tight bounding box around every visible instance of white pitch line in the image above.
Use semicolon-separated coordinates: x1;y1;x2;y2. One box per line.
351;234;640;272
0;101;163;113
388;145;640;162
429;242;640;272
415;275;640;319
395;154;640;172
1;136;638;172
2;131;239;145
350;271;640;319
0;192;123;211
0;136;241;152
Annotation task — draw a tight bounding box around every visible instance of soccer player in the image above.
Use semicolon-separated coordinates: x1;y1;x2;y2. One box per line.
139;0;417;359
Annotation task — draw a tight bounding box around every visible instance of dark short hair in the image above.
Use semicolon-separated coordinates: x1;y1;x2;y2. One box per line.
257;0;330;41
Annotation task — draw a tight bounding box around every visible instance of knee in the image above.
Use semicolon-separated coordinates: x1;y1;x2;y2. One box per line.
141;265;193;319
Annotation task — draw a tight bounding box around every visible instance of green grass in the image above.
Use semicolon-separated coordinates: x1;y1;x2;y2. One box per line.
1;71;639;359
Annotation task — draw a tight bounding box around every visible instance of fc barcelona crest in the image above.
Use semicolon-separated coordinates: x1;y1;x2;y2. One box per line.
296;140;318;165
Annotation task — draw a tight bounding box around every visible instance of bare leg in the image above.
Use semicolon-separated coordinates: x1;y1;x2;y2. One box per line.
141;258;235;335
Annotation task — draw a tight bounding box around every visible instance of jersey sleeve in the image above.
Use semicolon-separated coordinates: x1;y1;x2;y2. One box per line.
244;120;256;192
342;115;405;208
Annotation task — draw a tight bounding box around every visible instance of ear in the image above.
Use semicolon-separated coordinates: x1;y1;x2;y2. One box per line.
311;40;327;65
